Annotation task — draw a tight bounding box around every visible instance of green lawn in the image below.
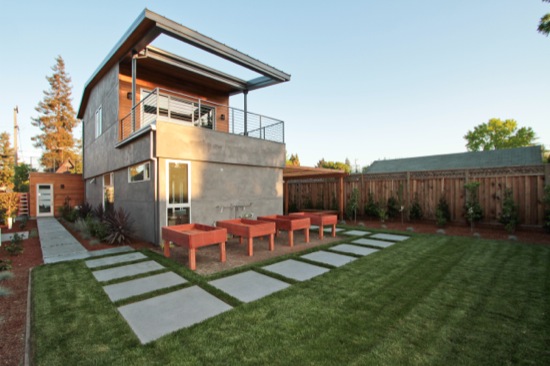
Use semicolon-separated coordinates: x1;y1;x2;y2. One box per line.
31;233;550;365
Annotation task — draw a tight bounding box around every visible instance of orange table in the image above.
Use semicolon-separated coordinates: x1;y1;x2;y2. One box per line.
257;215;310;247
216;218;276;256
289;212;337;239
162;224;227;271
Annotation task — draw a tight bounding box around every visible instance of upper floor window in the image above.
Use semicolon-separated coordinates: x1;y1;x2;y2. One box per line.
95;106;103;138
128;162;150;183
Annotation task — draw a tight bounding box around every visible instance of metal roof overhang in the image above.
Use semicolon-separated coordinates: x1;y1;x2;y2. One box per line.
283;166;348;181
77;8;291;119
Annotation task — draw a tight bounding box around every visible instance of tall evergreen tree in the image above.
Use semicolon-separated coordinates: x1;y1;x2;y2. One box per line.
539;0;550;36
31;56;80;172
0;132;15;191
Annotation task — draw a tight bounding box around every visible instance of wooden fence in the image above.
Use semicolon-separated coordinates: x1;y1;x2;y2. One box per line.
286;165;549;227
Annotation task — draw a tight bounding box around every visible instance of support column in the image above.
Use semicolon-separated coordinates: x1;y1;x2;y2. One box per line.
131;51;137;132
243;90;248;135
339;176;344;220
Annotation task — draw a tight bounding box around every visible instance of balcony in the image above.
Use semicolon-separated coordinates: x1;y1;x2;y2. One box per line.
119;88;285;144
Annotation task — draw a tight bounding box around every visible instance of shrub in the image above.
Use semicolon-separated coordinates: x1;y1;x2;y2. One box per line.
464;182;483;224
18;215;28;229
78;201;94;219
499;188;519;233
346;188;359;221
4;233;24;256
0;259;12;271
409;193;423;221
74;218;91;239
378;206;388;223
364;192;380;219
86;217;108;241
103;208;135;245
60;197;78;223
435;196;451;227
387;196;400;219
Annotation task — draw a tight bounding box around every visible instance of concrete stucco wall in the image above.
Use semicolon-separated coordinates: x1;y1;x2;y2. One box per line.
155;122;285;244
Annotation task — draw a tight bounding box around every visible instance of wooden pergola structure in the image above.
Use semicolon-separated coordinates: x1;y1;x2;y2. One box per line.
283;166;348;219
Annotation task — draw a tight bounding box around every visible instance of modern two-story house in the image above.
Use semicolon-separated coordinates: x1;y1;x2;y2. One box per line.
77;9;291;244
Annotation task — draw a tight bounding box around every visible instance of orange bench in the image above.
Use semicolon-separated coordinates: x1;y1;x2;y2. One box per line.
257;215;310;247
216;218;276;256
162;224;227;271
289;212;337;239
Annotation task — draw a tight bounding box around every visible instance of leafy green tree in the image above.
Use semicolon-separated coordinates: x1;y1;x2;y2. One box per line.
31;56;81;172
0;132;15;191
316;158;351;173
464;118;537;151
539;0;550;36
13;163;36;192
286;153;300;166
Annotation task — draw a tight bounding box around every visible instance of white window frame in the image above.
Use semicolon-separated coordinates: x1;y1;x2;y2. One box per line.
95;106;103;138
166;159;191;226
128;162;151;183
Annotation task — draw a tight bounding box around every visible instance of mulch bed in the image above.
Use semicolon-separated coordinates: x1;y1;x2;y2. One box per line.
0;218;548;365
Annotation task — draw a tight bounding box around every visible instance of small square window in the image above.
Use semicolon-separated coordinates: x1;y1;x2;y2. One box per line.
129;162;150;183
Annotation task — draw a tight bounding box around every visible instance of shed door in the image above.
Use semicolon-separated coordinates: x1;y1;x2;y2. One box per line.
37;184;53;217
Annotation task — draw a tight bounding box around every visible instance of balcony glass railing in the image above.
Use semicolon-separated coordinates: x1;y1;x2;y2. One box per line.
119;88;284;144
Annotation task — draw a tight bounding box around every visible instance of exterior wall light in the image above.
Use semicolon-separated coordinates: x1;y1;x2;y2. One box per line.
220;114;225;120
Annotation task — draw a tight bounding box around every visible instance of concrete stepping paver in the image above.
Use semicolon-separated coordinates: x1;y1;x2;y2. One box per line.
86;252;147;268
92;261;165;282
88;246;134;257
371;233;409;241
262;259;330;281
324;227;345;233
341;230;370;236
301;251;357;267
118;286;232;344
209;271;290;303
330;244;380;256
352;238;395;248
103;272;187;302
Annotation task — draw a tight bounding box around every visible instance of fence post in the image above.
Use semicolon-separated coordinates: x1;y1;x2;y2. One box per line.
545;164;550;187
406;171;411;220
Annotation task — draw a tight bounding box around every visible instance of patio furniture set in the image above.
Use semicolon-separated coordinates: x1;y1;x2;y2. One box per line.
162;212;338;270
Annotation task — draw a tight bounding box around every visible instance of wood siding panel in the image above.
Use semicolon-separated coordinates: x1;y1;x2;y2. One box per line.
29;173;85;218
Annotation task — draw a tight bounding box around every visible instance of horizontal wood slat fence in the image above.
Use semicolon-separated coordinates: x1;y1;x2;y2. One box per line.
287;165;549;227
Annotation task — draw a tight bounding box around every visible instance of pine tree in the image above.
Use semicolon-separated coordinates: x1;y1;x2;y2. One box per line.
0;132;15;191
31;56;81;172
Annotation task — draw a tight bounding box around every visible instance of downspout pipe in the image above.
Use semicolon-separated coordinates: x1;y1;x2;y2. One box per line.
149;128;159;245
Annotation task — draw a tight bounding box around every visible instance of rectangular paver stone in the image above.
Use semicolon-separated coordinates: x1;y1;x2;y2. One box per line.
118;286;232;344
103;272;187;302
341;230;370;236
209;271;290;303
92;261;164;282
86;252;147;268
301;251;356;267
352;238;395;248
262;259;330;281
330;244;380;256
370;233;409;241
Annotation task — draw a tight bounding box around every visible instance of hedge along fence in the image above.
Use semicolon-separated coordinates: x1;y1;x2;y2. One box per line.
287;164;549;227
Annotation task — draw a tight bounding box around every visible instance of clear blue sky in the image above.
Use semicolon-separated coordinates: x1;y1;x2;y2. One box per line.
1;0;548;170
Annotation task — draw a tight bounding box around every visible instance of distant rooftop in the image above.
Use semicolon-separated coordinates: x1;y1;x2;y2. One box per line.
367;146;543;174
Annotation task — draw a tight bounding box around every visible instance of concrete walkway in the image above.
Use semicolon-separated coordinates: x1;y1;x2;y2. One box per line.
37;217;133;263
